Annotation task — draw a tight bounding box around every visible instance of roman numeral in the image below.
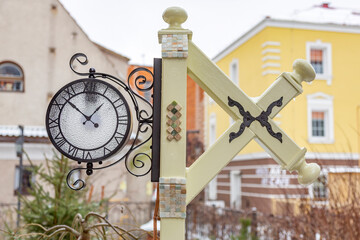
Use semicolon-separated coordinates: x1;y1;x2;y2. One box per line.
48;118;59;129
54;133;66;148
103;86;109;95
118;115;128;125
103;147;111;156
53;99;64;110
115;131;125;144
83;81;97;92
83;151;92;160
63;86;76;99
68;145;79;157
113;98;124;108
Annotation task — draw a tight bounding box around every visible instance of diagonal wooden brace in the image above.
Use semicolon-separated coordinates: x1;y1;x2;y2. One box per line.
186;41;320;204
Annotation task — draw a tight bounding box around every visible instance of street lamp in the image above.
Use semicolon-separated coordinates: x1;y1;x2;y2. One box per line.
15;125;24;228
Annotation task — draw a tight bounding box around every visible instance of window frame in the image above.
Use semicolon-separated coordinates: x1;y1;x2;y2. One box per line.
230;170;241;209
307;92;334;144
0;61;25;92
14;165;35;196
306;40;332;85
308;174;328;201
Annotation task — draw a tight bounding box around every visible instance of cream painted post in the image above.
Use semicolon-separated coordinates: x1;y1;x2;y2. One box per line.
158;7;192;240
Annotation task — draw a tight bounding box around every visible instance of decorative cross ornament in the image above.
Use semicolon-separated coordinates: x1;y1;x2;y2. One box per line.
158;7;321;240
228;96;284;143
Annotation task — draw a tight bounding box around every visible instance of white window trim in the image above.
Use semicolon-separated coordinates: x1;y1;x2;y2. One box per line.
306;40;332;85
307;92;334;144
229;58;239;86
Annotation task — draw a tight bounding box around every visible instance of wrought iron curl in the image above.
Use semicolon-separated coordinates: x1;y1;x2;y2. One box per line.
128;67;154;92
69;53;90;76
127;68;154;122
66;53;155;189
66;168;86;191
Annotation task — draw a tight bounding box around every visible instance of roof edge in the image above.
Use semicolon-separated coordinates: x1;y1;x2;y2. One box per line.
213;17;360;62
94;42;130;62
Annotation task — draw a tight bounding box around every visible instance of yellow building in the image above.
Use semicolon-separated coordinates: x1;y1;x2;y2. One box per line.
206;4;360;213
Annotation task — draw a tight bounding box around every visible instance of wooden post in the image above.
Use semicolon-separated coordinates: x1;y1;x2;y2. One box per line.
158;7;192;240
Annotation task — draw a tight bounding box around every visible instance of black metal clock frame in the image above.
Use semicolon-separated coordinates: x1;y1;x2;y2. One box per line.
61;53;161;190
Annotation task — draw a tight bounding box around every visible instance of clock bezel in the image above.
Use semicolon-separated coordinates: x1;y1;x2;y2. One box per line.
45;78;132;163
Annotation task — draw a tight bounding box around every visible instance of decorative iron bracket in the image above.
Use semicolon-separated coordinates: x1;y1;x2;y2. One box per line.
228;96;283;143
66;53;161;191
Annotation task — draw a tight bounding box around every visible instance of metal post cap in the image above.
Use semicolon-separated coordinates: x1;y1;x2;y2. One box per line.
162;7;188;29
291;59;316;83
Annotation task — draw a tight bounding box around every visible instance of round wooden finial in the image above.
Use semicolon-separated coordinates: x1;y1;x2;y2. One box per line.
291;59;316;83
162;7;188;29
297;162;321;185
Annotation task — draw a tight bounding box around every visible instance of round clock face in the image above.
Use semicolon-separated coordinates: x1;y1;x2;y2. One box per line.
46;78;132;162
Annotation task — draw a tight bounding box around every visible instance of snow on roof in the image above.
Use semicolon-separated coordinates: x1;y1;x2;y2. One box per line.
0;125;48;138
276;3;360;26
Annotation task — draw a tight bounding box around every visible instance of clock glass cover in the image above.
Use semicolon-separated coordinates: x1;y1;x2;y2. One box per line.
46;78;131;162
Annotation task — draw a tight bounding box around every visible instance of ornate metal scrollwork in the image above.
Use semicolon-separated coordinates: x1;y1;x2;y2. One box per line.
66;53;157;191
228;96;283;143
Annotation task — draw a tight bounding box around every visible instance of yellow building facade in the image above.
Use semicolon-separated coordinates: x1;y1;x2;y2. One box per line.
206;17;360;213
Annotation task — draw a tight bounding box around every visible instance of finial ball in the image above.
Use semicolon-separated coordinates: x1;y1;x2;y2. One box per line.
163;7;188;29
292;59;316;83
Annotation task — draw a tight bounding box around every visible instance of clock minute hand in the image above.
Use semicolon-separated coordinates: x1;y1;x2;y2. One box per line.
67;100;90;119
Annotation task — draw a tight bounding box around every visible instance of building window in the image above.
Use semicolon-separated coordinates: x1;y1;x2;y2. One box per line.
14;166;35;195
310;49;324;74
209;113;217;146
311;175;327;199
306;40;332;85
208;113;217;200
0;62;24;92
312;111;325;137
307;92;334;143
208;177;217;200
230;170;241;209
229;59;239;86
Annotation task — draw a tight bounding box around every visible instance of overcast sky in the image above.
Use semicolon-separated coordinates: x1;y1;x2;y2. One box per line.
59;0;360;65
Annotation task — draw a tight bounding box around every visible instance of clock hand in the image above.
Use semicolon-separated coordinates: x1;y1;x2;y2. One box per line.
82;103;104;127
88;103;104;119
67;100;89;119
65;98;99;128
